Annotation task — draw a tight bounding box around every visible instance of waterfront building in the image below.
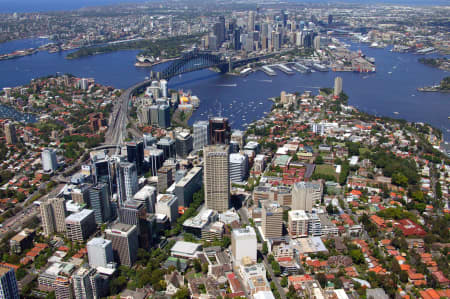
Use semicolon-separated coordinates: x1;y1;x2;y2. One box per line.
334;76;343;97
204;145;230;212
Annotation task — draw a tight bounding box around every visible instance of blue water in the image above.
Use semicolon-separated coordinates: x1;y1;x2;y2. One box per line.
0;38;448;141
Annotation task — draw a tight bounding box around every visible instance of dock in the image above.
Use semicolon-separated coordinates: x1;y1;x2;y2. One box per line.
292;62;311;73
261;65;276;76
273;64;295;75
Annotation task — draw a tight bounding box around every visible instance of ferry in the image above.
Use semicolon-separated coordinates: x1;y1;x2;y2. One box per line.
261;66;276;76
240;68;252;76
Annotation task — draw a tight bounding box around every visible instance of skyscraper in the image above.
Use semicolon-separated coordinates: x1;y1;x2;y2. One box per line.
175;132;193;158
158;104;171;128
233;28;241;51
292;181;323;212
120;199;151;248
231;226;257;266
65;209;96;242
105;223;138;267
87;238;114;268
160;79;168;98
204;145;230;212
4;122;17;145
126;141;144;175
72;267;96;299
117;162;138;205
209;117;230;145
248;11;255;32
261;202;283;239
133;185;157;214
193;121;210;151
334;77;343;97
42;148;58;173
0;266;19;299
89;183;111;224
157;137;176;160
157;165;173;194
229;153;248;183
40;197;67;236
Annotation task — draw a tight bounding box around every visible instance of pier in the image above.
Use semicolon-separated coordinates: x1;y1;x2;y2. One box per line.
273;64;295;75
261;65;276;76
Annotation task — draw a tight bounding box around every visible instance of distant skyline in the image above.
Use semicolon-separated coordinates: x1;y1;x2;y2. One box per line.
1;0;449;13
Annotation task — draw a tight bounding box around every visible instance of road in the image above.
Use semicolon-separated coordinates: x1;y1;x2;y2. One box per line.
105;80;152;146
262;253;287;299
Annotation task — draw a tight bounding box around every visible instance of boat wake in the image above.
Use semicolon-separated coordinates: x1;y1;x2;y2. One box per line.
216;84;237;87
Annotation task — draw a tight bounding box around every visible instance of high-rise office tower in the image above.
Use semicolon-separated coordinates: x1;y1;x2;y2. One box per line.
158;104;171;128
292;181;323;212
271;31;281;51
334;77;343;97
157;165;173;194
248;11;255;31
126;141;144;175
233;29;241;50
120;199;150;248
175;132;193;158
150;105;159;126
157;137;176;160
229;153;248;183
55;276;73;299
89;183;111;224
40;197;67;236
314;35;321;50
4;122;17;145
160;79;168;98
72;267;96;299
87;238;114;268
0;266;20;299
231;226;257;266
261;202;283;239
204;145;230;212
105;223;138;267
328;14;333;25
42;148;58;173
282;10;288;27
209;117;230;145
143;133;157;148
133;185;157;214
193;121;210;151
117;162;138;205
65;209;96;242
146;148;164;176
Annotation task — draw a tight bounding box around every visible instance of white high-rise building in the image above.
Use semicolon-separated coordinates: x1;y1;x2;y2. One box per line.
155;194;178;223
193;121;210;151
292;181;322;212
232;226;257;266
87;238;114;268
117;162;138;205
160;79;168;98
42;148;58;172
288;210;309;238
248;11;256;31
229;153;248;183
133;185;157;214
334;77;343;97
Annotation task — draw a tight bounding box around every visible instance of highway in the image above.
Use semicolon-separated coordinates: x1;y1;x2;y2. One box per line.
105;80;152;146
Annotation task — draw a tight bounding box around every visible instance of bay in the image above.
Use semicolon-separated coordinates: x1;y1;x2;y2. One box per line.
0;38;448;141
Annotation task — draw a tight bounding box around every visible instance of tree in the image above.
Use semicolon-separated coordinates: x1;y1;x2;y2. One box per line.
193;259;202;273
315;155;324;165
262;242;268;255
349;249;364;265
281;276;288;287
173;287;190;299
399;271;408;283
316;273;327;288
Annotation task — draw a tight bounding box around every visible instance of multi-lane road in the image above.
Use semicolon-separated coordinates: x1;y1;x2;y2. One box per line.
105;80;152;146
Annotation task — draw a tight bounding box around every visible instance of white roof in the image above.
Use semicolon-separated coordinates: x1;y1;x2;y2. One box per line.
171;241;201;255
253;291;275;299
65;209;93;222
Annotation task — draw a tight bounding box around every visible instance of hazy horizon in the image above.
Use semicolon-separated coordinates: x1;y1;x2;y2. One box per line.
1;0;449;13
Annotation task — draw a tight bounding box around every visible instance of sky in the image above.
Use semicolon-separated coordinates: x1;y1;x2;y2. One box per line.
1;0;449;13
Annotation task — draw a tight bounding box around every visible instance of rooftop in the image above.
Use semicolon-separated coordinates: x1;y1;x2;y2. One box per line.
65;209;93;223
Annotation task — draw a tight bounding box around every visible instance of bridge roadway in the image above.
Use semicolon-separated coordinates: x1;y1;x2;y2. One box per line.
105;79;152;146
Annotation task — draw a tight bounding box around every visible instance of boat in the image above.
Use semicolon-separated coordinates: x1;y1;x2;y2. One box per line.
312;63;329;72
394;112;399;115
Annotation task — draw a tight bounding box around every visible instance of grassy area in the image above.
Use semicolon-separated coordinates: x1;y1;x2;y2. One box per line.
314;164;338;179
171;108;192;128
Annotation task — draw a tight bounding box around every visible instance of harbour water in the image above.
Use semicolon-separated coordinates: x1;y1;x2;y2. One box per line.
0;38;448;141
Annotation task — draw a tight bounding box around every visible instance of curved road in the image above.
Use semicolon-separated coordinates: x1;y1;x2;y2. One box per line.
105;80;152;145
